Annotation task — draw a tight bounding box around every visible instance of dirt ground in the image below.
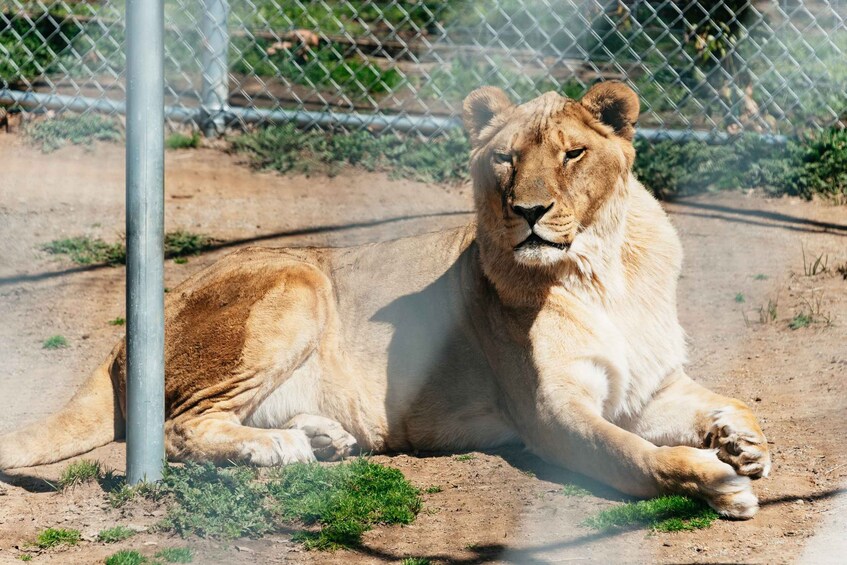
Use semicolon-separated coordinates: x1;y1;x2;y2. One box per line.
0;131;845;564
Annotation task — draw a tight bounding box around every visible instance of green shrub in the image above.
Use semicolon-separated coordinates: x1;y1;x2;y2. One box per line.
166;132;201;150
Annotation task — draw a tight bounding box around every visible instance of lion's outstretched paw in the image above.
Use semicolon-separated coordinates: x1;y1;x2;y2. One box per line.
704;406;771;479
285;414;359;462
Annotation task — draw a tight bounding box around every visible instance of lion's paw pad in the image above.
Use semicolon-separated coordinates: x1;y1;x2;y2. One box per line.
705;407;771;479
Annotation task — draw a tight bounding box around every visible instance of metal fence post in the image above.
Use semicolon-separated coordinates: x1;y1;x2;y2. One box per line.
200;0;230;137
125;0;166;484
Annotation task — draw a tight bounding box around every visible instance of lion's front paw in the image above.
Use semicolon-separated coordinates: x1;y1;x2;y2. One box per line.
704;406;771;479
285;414;359;462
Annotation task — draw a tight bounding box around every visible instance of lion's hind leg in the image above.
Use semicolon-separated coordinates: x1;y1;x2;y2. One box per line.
164;259;342;467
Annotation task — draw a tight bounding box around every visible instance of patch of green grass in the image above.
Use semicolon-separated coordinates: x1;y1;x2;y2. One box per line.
582;495;718;532
157;458;421;549
154;547;193;563
230;125;469;184
18;555;32;562
402;558;432;565
789;312;813;330
42;236;126;266
58;459;101;489
105;550;148;565
166;132;201;150
97;526;136;543
561;483;591;497
735;293;746;303
109;317;126;326
424;485;442;494
753;274;769;280
42;231;213;266
42;335;68;350
454;454;475;461
35;527;81;549
173;257;189;264
25;114;122;153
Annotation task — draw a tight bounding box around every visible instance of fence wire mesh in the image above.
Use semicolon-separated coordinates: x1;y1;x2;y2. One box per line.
1;0;845;137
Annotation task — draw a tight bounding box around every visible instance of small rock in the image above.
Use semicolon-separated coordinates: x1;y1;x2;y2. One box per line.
236;546;255;553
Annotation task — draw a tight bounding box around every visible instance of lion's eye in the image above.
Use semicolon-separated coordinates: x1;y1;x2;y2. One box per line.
493;152;513;165
563;148;586;163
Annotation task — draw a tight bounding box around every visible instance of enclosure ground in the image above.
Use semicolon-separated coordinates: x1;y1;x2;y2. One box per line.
0;133;845;564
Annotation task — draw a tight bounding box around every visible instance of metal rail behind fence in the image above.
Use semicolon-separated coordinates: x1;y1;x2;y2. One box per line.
1;1;846;139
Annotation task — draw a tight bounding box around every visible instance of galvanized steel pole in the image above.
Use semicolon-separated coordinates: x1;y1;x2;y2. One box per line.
200;0;230;137
125;0;166;484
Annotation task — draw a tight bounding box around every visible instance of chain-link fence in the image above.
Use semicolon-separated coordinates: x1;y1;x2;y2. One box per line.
1;0;845;138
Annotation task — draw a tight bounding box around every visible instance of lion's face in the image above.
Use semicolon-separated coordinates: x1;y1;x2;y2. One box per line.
464;83;639;268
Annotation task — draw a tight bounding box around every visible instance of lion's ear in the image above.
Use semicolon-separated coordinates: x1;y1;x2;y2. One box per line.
463;87;514;147
580;81;640;141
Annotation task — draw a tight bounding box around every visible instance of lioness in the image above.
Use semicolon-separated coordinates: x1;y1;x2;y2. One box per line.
0;82;770;518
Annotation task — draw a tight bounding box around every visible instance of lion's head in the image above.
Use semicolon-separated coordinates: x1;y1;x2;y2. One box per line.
463;82;639;270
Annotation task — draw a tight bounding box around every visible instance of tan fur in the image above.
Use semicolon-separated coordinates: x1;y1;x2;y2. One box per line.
0;83;770;518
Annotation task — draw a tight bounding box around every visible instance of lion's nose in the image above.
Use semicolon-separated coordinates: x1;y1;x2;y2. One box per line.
512;203;553;227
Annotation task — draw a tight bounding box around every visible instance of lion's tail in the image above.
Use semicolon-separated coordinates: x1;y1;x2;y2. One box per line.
0;348;124;470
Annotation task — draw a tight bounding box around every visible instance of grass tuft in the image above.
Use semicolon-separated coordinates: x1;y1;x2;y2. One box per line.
35;527;81;549
454;454;475;461
109;317;126;326
166;132;201;150
424;485;442;494
58;459;101;489
97;526;136;543
26;114;122;153
402;559;432;565
735;293;745;303
42;335;68;350
582;495;718;532
105;550;148;565
42;236;126;265
154;547;194;563
789;312;813;330
561;483;592;497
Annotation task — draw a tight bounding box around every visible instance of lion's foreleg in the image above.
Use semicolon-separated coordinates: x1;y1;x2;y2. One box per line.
519;362;758;519
622;369;771;479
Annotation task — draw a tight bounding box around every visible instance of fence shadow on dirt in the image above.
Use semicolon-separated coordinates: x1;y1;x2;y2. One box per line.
668;200;847;236
0;210;474;287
